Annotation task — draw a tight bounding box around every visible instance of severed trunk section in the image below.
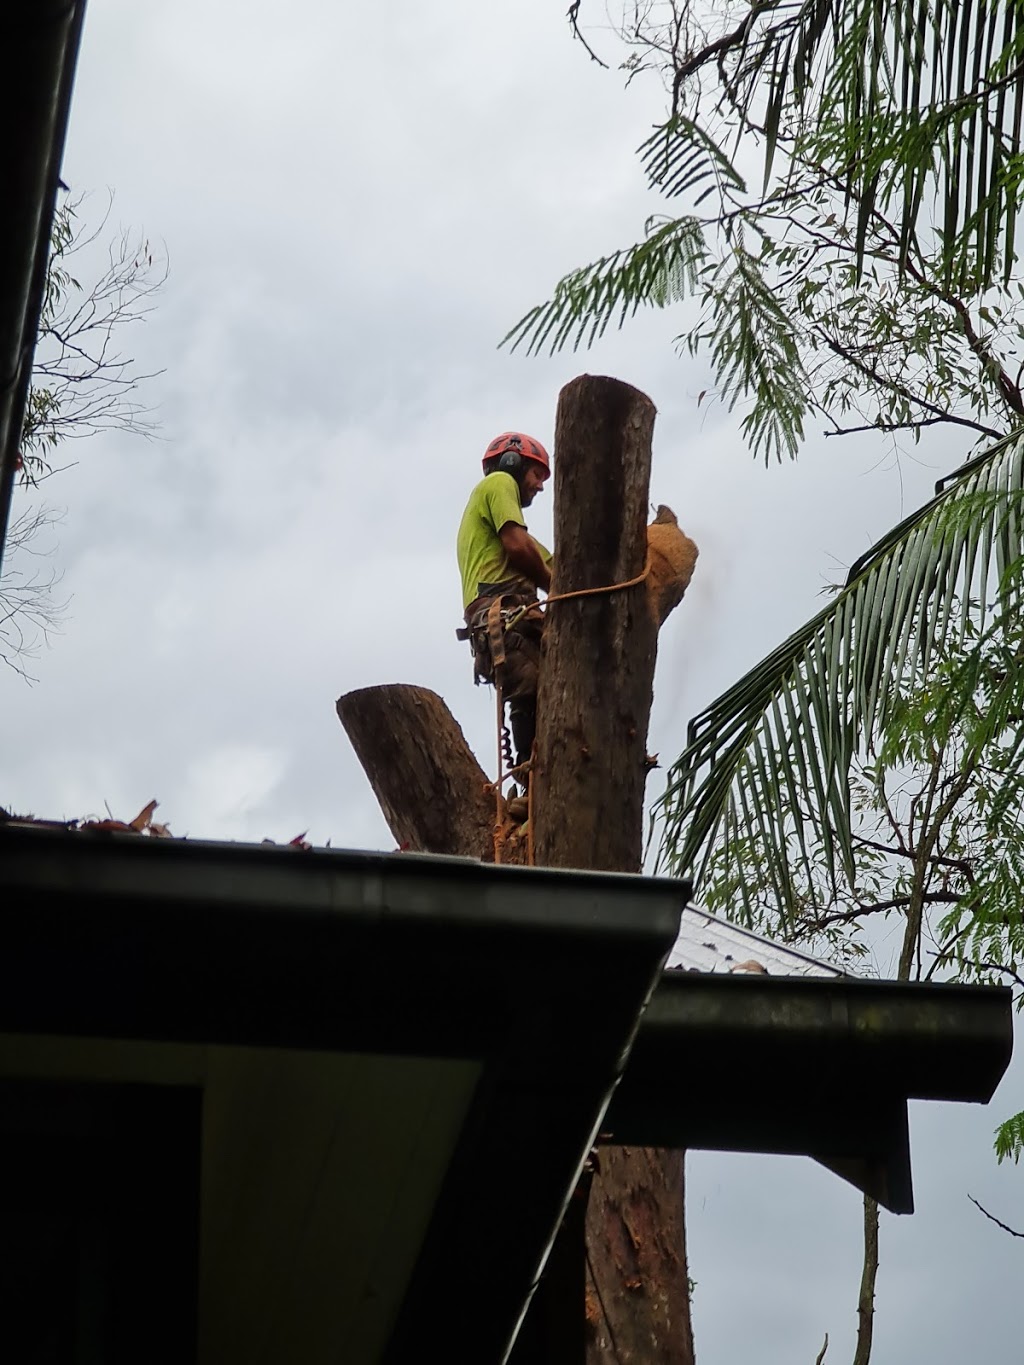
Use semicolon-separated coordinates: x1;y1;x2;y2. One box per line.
336;683;529;864
337;683;496;859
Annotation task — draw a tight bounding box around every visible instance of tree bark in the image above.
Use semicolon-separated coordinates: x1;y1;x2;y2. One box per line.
336;683;530;865
336;683;496;860
585;1148;693;1365
533;374;659;872
852;1196;879;1365
534;375;693;1365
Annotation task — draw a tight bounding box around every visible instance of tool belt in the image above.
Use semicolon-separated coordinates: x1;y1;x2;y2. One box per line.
455;582;544;693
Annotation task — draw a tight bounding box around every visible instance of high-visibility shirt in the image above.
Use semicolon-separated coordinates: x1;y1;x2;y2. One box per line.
456;471;552;608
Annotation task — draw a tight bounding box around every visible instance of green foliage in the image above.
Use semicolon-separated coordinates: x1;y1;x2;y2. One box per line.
654;437;1024;1158
503;216;706;357
547;5;1024;1165
995;1112;1024;1164
654;430;1024;910
513;2;1024;460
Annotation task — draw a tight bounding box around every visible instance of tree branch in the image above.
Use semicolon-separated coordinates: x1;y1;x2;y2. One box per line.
822;416;997;439
567;1;610;68
968;1194;1024;1239
818;332;1005;439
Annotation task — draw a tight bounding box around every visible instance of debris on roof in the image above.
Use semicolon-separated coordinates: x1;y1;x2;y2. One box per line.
1;798;171;837
668;901;845;978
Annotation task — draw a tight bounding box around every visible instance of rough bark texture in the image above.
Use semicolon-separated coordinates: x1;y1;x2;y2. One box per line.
336;684;496;859
337;683;530;866
533;376;693;1365
852;1196;879;1365
585;1149;693;1365
533;374;660;872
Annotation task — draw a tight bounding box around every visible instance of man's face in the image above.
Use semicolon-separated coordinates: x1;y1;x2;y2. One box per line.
520;461;549;507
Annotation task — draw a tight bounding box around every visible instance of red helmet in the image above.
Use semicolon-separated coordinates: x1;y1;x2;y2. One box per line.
483;431;551;475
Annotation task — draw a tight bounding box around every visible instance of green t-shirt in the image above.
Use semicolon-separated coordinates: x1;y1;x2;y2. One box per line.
457;471;552;608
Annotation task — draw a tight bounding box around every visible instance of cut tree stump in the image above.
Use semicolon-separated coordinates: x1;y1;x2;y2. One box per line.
336;683;528;864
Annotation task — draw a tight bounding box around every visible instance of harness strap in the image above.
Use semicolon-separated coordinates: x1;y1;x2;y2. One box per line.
487;596;508;670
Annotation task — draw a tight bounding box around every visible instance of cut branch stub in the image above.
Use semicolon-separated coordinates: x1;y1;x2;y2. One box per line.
337;684;495;859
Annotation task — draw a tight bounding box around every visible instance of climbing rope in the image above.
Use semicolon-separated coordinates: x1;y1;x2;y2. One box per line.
504;555;652;630
544;553;652;607
492;681;506;865
490;556;652;868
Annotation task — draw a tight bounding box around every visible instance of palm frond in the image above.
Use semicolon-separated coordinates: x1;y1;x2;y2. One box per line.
696;240;810;461
501;216;707;358
638;117;746;202
654;428;1024;919
655;0;1024;286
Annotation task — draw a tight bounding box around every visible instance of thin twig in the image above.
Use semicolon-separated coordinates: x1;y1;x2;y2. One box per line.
567;2;609;67
968;1194;1024;1238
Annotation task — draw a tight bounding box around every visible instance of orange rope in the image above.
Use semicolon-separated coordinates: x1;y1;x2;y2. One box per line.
491;558;650;867
527;746;535;867
542;554;651;608
492;682;506;865
503;556;652;632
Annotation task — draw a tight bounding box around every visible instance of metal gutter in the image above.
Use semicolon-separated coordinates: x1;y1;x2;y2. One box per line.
0;823;684;1054
0;0;86;573
607;969;1013;1212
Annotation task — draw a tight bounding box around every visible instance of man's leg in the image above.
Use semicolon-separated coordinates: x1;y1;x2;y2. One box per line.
507;699;536;781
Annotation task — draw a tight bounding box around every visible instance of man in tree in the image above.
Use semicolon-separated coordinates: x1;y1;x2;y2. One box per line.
457;431;552;789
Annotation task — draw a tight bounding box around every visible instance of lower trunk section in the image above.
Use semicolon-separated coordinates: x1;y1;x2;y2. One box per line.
584;1148;694;1365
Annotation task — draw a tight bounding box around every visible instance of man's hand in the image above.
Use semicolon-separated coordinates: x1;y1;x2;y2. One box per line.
499;522;551;594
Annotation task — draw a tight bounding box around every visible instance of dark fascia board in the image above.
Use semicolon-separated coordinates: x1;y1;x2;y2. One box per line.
0;1;87;568
606;969;1013;1213
0;823;685;1057
0;822;683;1365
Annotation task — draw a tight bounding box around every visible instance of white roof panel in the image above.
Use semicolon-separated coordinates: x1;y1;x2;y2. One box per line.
667;903;846;978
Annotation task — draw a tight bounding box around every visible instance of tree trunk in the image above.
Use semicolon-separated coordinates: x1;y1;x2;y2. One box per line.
585;1148;693;1365
534;375;693;1365
852;1196;879;1365
336;683;496;860
336;375;693;1365
533;374;659;872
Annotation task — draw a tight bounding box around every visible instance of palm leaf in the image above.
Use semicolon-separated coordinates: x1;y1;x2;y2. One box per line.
501;216;707;358
639;118;746;201
645;0;1024;287
654;427;1024;916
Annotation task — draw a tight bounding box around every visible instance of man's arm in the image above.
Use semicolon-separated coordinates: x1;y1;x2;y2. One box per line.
499;522;551;594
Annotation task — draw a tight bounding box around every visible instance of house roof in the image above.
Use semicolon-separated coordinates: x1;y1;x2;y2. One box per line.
0;821;684;1365
669;901;845;977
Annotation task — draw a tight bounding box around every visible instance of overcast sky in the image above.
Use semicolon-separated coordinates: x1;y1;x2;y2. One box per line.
3;2;1021;1360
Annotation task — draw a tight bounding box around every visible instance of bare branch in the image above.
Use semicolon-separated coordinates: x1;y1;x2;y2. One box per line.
968;1194;1024;1239
0;503;68;680
567;2;610;68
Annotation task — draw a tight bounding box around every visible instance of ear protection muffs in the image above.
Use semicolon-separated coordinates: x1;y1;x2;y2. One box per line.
498;450;523;474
